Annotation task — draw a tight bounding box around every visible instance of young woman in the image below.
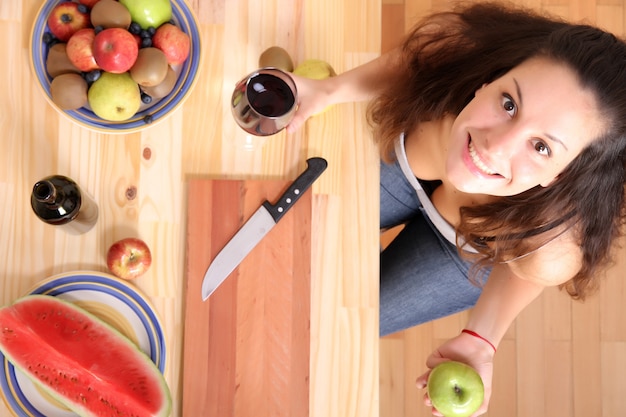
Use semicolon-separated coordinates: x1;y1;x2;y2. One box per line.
288;2;626;415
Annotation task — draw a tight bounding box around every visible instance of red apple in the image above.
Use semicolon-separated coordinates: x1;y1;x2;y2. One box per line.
132;34;142;49
106;237;152;280
78;0;101;7
66;28;99;72
47;2;91;42
152;23;190;66
93;28;139;73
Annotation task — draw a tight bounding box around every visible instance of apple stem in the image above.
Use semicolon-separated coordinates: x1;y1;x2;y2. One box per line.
61;14;72;24
454;385;462;395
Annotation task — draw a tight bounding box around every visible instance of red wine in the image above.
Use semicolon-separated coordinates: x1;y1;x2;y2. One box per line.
31;175;98;234
247;73;295;117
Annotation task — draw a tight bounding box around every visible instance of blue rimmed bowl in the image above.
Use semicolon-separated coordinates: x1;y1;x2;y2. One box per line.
29;0;202;133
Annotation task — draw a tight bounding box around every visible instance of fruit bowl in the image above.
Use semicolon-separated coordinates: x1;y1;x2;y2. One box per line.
29;0;201;134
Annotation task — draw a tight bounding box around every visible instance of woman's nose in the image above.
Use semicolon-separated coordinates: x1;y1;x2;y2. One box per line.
483;126;523;157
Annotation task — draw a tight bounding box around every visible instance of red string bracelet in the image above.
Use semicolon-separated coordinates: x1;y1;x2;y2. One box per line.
461;329;497;353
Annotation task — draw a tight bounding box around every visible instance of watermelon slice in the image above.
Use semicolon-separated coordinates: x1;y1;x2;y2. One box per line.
0;294;171;417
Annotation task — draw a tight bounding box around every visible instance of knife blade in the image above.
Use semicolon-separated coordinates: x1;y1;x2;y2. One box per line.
201;157;328;300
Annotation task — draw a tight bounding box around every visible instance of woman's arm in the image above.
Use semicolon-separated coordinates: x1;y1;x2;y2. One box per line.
416;264;545;416
465;263;545;348
416;228;581;415
286;49;401;132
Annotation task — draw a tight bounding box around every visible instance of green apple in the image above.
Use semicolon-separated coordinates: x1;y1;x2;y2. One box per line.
427;361;484;417
88;72;141;121
118;0;172;30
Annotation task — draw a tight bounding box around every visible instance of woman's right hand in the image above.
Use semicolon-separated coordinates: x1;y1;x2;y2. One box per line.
286;73;337;133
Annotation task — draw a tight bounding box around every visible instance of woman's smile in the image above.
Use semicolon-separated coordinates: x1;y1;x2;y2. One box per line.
466;138;500;177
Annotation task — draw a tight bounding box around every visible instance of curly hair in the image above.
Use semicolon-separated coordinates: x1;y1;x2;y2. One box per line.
368;2;626;299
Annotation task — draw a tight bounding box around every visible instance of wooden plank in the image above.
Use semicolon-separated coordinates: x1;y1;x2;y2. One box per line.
182;178;311;417
572;294;602;417
601;342;626;417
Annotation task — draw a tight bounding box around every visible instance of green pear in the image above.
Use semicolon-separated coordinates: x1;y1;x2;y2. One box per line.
293;59;336;79
88;72;141;121
118;0;172;30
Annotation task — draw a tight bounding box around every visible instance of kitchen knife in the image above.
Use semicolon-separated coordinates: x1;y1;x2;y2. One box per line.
201;157;328;300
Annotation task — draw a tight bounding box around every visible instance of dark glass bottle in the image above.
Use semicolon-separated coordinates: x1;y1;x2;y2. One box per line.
30;175;98;235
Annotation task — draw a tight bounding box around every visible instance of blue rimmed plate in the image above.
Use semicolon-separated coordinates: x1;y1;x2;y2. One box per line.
0;271;166;417
29;0;202;133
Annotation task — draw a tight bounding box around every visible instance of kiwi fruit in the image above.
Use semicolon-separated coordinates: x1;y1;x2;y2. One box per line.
259;46;294;72
141;66;177;99
90;0;132;29
130;47;169;87
46;43;80;78
50;73;88;110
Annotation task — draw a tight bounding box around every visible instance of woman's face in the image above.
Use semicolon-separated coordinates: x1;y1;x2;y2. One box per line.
446;56;606;196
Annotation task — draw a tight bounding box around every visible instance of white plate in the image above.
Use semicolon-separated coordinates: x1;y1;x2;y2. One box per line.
0;271;166;417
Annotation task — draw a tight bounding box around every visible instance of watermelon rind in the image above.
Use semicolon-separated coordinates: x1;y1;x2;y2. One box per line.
0;294;172;417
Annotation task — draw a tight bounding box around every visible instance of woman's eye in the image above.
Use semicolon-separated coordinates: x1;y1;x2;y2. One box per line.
533;140;551;157
502;94;516;116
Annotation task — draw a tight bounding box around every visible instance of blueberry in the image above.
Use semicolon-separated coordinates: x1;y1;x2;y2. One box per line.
77;4;88;14
147;26;156;36
129;22;142;35
143;115;154;124
141;37;152;48
84;70;101;83
140;29;151;39
94;25;104;35
42;32;54;45
141;93;153;104
42;32;59;47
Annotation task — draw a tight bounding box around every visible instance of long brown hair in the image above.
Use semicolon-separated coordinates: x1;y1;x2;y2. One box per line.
368;2;626;298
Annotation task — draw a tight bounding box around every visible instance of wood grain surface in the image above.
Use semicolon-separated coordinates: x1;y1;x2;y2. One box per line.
183;179;311;417
0;0;381;416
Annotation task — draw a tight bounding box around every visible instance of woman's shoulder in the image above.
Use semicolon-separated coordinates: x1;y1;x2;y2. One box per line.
506;229;582;286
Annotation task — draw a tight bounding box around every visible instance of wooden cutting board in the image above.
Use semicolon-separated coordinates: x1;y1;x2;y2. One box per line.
182;178;311;417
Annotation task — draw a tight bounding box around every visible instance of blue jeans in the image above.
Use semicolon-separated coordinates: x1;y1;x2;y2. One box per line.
380;160;483;336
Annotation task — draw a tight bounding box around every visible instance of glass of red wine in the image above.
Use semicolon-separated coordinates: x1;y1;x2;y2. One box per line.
231;67;298;136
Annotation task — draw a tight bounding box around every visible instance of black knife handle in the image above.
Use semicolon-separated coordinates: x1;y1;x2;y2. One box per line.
262;157;328;222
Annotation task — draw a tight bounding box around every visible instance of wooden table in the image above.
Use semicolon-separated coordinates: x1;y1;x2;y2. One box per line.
0;1;380;416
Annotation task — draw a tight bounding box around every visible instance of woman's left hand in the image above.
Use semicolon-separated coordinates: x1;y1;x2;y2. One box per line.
415;332;495;416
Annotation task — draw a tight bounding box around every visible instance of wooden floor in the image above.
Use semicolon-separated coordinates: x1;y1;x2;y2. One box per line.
379;1;626;417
